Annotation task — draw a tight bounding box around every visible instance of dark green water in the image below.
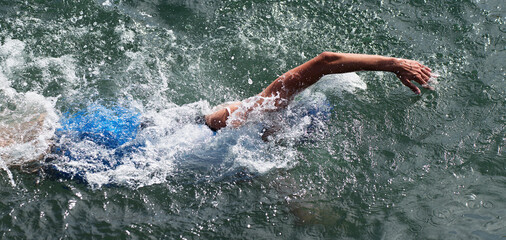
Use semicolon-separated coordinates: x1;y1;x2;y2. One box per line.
0;0;504;239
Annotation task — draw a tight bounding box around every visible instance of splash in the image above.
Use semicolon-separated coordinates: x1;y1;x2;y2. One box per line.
0;39;59;169
312;72;367;94
47;90;344;189
0;36;366;190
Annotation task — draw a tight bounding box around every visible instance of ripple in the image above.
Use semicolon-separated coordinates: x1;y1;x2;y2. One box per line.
430;208;456;226
1;0;505;239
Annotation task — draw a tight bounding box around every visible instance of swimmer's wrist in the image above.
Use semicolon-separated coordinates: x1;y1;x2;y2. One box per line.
359;56;398;72
379;57;400;73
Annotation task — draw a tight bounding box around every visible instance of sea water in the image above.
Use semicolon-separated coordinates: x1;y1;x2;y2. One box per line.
0;0;504;239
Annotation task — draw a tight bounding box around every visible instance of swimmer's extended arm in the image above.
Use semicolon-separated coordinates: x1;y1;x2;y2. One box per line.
260;52;432;101
205;52;433;130
320;52;432;94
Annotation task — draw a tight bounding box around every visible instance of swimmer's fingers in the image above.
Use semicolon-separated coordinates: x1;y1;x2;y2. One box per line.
417;65;436;90
396;59;435;92
421;66;432;78
399;76;421;95
418;66;432;83
414;70;433;89
410;62;430;85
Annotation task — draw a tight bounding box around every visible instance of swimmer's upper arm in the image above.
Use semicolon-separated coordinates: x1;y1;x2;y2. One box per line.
258;53;328;107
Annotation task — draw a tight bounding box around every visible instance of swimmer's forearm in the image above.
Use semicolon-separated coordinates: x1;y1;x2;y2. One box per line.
318;52;432;94
318;52;398;74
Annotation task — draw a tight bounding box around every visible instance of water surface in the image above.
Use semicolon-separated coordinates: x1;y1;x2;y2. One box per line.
0;0;504;239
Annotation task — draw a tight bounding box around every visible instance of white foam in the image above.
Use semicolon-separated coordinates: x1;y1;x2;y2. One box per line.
313;72;367;94
0;158;16;186
102;0;112;7
0;39;26;76
33;55;79;85
230;134;294;174
48;97;318;188
0;91;58;167
0;71;12;94
115;24;136;44
0;39;59;168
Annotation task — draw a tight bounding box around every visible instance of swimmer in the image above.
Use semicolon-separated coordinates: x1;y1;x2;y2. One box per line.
0;52;433;166
204;52;433;131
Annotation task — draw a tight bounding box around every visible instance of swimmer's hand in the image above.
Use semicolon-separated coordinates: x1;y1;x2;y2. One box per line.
392;58;434;95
